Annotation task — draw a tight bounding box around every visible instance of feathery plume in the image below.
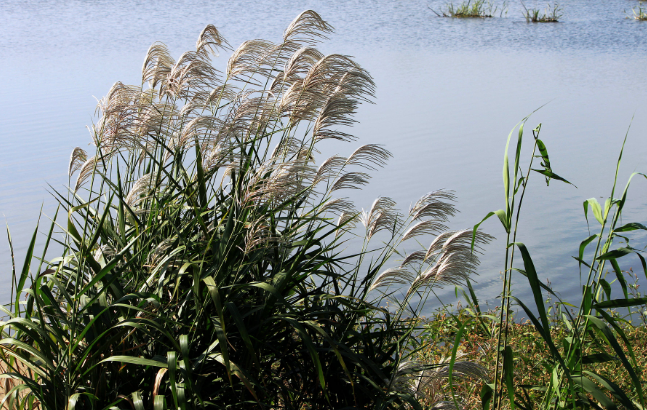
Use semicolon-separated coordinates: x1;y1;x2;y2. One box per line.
386;361;428;396
346;144;392;170
360;197;401;240
369;267;417;292
163;51;220;98
196;24;231;56
413;356;488;401
125;173;159;207
142;42;175;88
312;91;359;143
227;40;276;84
314;155;347;185
245;161;316;204
244;220;286;253
410;190;457;221
148;239;174;267
402;220;448;242
400;250;428;267
283;10;334;45
387;356;487;405
207;84;238;106
74;153;112;192
320;197;356;214
410;229;494;290
179;115;224;149
337;211;359;234
68;147;88;176
93;244;115;262
274;46;324;89
330;172;371;191
270;137;305;161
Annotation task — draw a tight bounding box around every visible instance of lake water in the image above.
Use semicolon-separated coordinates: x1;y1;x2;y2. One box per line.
2;0;647;314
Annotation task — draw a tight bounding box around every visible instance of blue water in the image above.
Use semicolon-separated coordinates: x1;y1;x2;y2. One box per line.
2;0;647;313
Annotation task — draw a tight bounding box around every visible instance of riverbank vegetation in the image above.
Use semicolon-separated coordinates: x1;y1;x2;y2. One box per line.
2;9;647;410
418;119;647;409
414;304;647;409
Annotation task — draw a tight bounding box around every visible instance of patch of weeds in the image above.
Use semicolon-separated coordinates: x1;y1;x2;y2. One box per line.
628;4;647;20
521;1;562;22
415;303;647;409
430;0;507;18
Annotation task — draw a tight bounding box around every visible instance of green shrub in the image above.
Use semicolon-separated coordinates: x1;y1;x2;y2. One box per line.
0;11;491;410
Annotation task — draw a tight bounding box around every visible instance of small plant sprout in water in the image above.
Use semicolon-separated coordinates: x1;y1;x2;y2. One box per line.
628;4;647;20
430;0;508;18
521;1;563;22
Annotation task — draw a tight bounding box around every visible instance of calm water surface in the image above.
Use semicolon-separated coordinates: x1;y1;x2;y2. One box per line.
2;0;647;312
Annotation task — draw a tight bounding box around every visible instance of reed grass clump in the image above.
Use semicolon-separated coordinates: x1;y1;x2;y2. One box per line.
521;2;562;22
0;10;491;410
431;0;507;18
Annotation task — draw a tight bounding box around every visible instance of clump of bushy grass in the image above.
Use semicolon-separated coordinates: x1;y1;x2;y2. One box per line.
0;10;492;410
430;0;507;18
521;1;562;22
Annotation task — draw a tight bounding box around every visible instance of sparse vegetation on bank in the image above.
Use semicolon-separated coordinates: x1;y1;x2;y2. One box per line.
456;119;646;409
414;304;647;409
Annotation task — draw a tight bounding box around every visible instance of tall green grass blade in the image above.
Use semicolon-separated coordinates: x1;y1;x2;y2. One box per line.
448;319;470;410
585;315;644;407
614;222;647;233
512;297;565;369
531;169;576;187
131;391;145;410
581;353;616;364
167;351;178;409
597;248;633;260
472;209;508;251
15;220;40;315
609;259;630;300
584;198;604;225
100;356;168;368
503;345;515;409
513;243;550;331
481;383;495;410
154;395;166;410
584;371;640;410
573;375;618;409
